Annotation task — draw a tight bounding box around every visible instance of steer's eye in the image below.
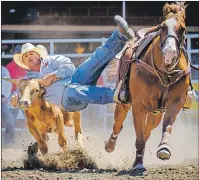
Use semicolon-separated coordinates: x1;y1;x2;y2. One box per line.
35;89;40;93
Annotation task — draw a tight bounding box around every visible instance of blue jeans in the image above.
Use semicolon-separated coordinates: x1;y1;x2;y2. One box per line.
62;30;127;112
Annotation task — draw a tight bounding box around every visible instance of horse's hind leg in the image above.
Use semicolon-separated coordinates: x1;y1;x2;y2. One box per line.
105;103;131;153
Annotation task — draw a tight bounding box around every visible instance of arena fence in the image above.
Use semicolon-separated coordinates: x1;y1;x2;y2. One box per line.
1;34;198;131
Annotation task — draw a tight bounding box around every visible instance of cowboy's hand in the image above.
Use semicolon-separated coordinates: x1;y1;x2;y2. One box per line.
11;94;19;107
40;74;58;87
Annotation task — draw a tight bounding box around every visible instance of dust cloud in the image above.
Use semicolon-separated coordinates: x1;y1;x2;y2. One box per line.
81;110;198;170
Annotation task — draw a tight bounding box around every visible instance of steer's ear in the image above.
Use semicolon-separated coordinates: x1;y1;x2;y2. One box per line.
2;77;20;84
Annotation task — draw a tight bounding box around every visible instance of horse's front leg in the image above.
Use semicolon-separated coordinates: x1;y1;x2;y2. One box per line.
157;99;184;160
105;103;131;153
131;102;148;172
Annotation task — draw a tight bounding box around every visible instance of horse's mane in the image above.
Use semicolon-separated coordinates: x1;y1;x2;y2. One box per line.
163;2;188;22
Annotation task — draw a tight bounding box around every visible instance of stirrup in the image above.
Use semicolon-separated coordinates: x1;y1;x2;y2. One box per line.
113;80;123;104
114;80;131;104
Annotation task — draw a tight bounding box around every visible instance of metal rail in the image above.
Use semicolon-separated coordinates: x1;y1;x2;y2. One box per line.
2;38;108;57
1;34;198;130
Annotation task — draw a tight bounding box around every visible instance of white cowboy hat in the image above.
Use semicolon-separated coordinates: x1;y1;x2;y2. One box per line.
14;43;48;69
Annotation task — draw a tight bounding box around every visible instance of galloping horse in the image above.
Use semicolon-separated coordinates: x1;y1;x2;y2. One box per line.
105;2;191;171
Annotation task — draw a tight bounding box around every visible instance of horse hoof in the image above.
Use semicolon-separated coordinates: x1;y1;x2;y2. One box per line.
157;143;171;160
132;164;146;173
157;149;171;160
104;141;115;153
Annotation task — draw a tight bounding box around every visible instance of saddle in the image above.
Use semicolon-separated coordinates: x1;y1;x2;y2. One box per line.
116;29;159;103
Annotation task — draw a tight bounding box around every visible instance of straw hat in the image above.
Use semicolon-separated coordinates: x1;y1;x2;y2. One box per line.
14;43;48;69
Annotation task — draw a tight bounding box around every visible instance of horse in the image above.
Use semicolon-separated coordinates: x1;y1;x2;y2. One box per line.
105;2;191;172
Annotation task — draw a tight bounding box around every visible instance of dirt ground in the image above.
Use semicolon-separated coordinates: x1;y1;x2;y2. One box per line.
1;111;199;180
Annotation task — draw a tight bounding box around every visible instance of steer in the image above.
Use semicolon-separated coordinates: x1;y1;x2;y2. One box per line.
3;77;83;155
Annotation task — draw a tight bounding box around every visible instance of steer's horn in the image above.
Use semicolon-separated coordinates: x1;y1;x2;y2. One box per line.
2;77;19;84
37;79;45;88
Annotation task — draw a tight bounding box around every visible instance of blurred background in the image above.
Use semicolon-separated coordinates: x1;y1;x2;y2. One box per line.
1;1;199;145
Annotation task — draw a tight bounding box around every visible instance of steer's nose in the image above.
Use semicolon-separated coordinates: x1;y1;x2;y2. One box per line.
19;100;30;108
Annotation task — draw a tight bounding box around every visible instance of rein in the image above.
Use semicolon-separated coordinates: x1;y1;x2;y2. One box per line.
151;37;190;86
190;63;199;71
136;35;190;87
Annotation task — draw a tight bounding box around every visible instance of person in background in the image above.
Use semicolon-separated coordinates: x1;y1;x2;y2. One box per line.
6;45;26;139
6;45;26;92
1;66;16;144
75;43;87;54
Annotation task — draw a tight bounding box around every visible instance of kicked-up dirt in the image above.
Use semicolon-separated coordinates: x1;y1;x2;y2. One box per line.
1;156;198;180
1;111;199;179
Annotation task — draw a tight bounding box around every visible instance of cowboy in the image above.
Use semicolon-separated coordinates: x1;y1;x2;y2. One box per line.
9;15;135;112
